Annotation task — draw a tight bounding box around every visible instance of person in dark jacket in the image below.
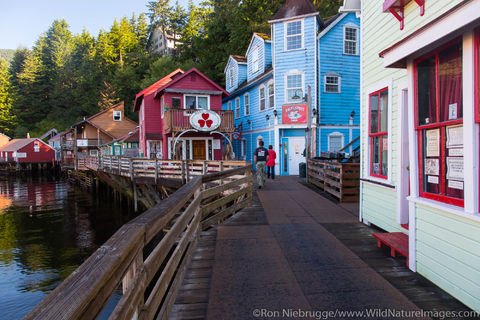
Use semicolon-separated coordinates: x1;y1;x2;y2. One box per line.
254;140;269;188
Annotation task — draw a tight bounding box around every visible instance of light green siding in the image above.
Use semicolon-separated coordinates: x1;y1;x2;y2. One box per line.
416;204;480;311
361;0;480;312
361;182;404;233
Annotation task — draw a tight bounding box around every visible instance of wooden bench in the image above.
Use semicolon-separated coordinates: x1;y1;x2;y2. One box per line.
372;232;409;265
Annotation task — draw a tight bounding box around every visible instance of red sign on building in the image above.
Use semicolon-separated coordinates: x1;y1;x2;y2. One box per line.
282;104;307;124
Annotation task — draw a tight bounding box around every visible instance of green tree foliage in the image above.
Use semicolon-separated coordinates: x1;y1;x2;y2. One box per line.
0;58;16;135
5;0;341;138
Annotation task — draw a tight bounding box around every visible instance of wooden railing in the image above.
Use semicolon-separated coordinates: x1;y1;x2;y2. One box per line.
163;109;235;133
307;159;360;202
85;156;247;183
25;165;253;320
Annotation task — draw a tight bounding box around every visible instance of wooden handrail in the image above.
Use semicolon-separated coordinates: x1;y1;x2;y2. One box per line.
25;165;253;320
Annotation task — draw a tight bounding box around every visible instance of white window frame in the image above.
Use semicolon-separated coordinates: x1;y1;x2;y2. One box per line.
259;85;266;111
113;110;122;121
343;24;359;56
227;101;232;111
324;72;341;93
328;132;344;152
235;97;240;119
184;95;210;110
285;70;304;103
252;46;259;73
267;80;274;109
244;93;250;116
285;19;303;51
229;66;234;88
365;79;393;184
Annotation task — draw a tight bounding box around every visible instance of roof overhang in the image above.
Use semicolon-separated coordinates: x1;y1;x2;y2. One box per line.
268;12;319;24
379;0;478;68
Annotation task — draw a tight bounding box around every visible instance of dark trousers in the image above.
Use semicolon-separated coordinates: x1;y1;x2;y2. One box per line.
267;166;275;179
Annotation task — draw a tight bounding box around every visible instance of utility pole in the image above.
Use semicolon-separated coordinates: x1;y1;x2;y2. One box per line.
306;85;312;183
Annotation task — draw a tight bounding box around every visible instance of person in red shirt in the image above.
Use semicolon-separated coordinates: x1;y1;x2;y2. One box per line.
266;145;276;180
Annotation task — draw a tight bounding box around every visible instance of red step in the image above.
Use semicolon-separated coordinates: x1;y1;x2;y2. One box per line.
401;223;409;230
372;232;409;266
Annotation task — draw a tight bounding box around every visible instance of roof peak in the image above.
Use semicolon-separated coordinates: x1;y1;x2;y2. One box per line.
269;0;319;23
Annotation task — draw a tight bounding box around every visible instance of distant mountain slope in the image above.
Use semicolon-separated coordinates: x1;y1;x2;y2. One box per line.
0;49;15;64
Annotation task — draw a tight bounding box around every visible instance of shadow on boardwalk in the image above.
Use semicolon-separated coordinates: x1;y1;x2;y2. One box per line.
171;176;472;320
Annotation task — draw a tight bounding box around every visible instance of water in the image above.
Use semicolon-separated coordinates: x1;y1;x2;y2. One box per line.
0;175;137;319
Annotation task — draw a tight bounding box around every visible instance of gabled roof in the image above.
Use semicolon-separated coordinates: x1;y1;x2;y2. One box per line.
245;33;272;59
118;127;139;143
134;69;184;111
0;138;51;152
224;55;248;73
269;0;319;23
231;55;248;63
39;128;58;140
253;32;271;41
71;119;116;139
154;68;229;98
317;13;348;39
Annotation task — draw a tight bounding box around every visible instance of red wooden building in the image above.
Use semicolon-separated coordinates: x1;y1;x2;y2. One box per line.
0;138;55;163
134;68;234;160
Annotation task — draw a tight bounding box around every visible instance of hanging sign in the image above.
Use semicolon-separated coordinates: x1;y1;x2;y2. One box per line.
189;110;221;132
232;132;242;140
282;104;307;124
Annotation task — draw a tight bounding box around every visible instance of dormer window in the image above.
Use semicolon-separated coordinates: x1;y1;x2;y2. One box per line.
252;47;259;73
286;20;302;51
113;111;122;121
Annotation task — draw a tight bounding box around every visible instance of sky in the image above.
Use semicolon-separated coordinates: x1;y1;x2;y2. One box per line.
0;0;193;50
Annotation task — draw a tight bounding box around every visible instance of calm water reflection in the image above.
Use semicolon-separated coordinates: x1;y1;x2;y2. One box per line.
0;175;137;319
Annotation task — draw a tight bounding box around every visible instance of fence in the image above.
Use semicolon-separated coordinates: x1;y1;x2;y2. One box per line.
307;159;360;202
25;165;253;320
85;156;247;183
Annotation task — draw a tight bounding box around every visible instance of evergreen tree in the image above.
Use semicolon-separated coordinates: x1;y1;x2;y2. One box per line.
0;58;15;135
169;1;188;48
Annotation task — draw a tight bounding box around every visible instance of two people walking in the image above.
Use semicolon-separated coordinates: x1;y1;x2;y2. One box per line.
254;141;276;189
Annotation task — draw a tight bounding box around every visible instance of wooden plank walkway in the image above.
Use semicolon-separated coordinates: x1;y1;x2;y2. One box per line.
171;176;473;320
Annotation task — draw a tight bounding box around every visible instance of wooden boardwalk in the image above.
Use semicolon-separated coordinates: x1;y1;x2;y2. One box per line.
171;177;472;320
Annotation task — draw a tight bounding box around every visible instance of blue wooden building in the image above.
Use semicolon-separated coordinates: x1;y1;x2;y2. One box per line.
223;0;360;175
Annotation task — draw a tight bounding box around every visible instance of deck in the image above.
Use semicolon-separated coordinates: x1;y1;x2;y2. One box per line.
171;177;472;319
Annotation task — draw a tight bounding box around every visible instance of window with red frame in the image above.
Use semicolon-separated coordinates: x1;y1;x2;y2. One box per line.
415;41;463;207
369;88;389;179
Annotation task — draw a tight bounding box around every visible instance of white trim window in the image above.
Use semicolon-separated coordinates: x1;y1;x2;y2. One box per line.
252;47;259;73
268;81;274;109
235;97;240;119
286;73;303;102
113;110;122;121
185;95;209;110
328;132;344;152
229;66;235;88
228;101;232;111
259;85;266;111
324;72;341;93
286;20;302;51
344;25;359;55
244;93;250;116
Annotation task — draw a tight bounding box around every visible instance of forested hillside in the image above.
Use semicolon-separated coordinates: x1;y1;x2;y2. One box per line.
1;0;341;138
0;50;15;64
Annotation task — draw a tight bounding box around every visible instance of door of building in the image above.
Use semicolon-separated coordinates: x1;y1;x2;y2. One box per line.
148;140;162;159
288;137;305;175
192;140;206;160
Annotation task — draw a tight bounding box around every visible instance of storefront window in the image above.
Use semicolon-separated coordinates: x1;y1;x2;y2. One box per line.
416;41;463;207
369;88;388;179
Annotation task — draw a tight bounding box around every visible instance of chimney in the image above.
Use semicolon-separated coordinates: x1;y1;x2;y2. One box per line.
27;132;30;139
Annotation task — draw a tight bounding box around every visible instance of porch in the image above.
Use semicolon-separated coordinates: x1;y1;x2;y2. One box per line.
163;109;235;133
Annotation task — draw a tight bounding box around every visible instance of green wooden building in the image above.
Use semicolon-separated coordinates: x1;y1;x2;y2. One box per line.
361;0;480;312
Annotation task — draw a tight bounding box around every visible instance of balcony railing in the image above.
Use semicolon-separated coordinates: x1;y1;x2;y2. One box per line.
164;109;235;133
